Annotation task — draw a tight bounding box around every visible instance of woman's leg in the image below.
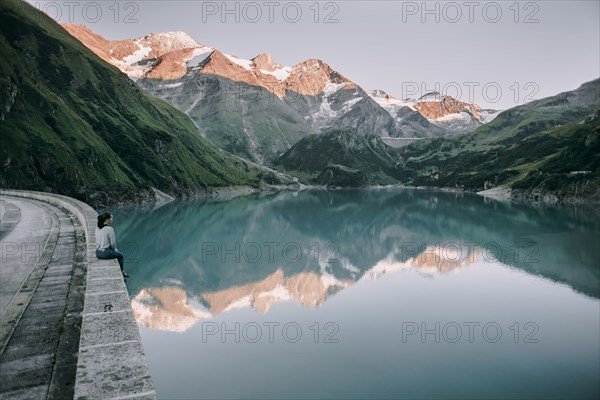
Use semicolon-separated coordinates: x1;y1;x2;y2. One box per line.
114;250;124;271
96;249;125;271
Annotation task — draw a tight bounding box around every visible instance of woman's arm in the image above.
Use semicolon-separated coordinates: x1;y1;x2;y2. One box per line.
108;227;117;250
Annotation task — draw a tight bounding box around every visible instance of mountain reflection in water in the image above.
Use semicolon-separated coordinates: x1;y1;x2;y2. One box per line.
113;189;600;333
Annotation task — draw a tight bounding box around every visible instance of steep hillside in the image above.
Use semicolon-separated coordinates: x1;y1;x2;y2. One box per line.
397;80;600;202
275;128;404;185
0;1;270;206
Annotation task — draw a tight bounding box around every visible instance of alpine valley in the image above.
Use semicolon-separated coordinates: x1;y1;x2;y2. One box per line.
1;1;597;205
61;23;599;203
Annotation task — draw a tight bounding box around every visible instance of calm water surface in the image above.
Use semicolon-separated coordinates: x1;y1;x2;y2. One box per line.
113;189;600;399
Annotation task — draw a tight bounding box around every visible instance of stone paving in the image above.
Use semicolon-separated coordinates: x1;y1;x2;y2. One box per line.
0;192;155;400
0;197;83;399
0;198;53;317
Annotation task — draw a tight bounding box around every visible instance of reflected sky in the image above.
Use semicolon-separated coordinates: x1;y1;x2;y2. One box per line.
113;189;600;399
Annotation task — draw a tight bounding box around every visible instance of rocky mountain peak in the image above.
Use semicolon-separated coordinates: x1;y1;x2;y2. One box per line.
199;50;268;89
61;23;496;141
414;94;481;121
286;58;356;96
252;52;276;70
139;31;202;55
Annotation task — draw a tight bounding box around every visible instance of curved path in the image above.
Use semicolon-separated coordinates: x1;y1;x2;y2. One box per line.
0;192;155;400
0;196;83;399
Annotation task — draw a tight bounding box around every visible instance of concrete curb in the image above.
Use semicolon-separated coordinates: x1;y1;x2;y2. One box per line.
0;190;156;400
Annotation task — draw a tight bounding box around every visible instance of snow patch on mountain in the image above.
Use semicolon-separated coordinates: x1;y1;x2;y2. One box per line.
259;66;292;81
223;295;252;312
369;91;416;116
257;285;291;301
224;54;254;71
320;272;346;288
160;82;184;89
187;47;214;68
122;43;152;65
341;97;362;113
323;81;347;96
145;31;201;50
432;111;472;122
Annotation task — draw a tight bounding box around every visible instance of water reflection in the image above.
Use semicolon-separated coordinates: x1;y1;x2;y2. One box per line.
113;189;600;333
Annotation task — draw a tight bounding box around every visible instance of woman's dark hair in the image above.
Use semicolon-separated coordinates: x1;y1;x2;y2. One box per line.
97;213;112;229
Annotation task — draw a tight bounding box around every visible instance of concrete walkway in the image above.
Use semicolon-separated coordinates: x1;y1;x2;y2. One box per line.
0;191;155;400
0;198;53;316
0;196;86;399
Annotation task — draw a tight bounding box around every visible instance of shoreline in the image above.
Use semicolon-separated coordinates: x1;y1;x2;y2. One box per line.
102;183;600;208
6;181;597;211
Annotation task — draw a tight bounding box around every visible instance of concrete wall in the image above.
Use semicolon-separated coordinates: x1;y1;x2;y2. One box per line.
0;190;156;400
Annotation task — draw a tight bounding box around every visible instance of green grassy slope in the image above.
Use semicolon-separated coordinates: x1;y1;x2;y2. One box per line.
0;0;263;206
395;80;600;201
398;112;600;200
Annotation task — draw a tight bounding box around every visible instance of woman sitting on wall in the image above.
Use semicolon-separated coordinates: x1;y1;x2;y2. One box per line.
96;212;129;278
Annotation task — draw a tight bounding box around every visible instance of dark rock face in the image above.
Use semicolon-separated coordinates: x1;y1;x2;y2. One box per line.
138;74;310;164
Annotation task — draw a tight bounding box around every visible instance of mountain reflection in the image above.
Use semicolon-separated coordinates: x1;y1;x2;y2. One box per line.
114;189;600;332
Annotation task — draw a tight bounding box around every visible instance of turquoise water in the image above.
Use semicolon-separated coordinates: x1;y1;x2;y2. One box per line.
113;189;600;399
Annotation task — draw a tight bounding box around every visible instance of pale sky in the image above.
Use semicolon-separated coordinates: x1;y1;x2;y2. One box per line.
27;0;600;109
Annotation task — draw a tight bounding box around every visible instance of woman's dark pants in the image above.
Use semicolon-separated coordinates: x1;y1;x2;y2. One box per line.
96;248;124;271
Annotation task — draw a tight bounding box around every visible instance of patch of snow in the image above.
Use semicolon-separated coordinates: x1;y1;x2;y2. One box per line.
187;296;213;319
343;97;362;108
362;257;404;280
432;111;471;122
224;54;253;71
171;31;202;48
338;96;362;114
130;297;153;321
339;257;360;274
258;285;291;301
146;31;201;49
259;66;292;81
309;80;352;124
161;82;184;89
223;295;252;312
186;47;213;68
122;43;152;65
322;80;346;96
368;90;416;119
320;272;345;288
313;94;336;122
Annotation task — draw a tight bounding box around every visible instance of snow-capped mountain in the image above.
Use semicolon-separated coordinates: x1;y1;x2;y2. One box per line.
62;23;210;79
62;24;499;163
368;89;501;134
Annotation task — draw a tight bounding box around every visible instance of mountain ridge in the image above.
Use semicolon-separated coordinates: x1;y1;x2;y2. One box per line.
62;23;494;163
